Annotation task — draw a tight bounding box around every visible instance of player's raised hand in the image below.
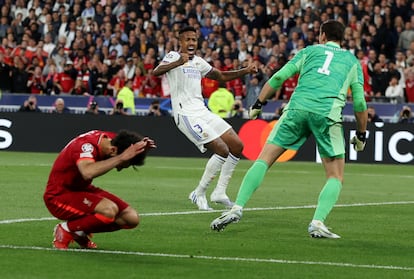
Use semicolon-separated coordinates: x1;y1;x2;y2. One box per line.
245;63;258;74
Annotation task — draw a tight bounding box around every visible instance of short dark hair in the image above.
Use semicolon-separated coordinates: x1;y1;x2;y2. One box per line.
179;26;196;35
320;20;345;42
111;130;147;166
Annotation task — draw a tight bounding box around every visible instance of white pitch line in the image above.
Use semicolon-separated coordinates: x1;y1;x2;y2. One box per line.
1;201;413;224
0;245;413;271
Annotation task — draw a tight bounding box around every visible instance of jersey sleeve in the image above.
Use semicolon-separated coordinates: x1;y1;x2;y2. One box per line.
268;63;299;90
195;56;213;77
350;60;367;112
160;51;180;64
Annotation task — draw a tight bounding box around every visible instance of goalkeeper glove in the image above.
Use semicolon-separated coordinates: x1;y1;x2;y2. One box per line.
350;131;366;151
248;99;267;119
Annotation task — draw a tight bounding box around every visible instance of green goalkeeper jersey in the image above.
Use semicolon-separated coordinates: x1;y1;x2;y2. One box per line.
269;42;365;122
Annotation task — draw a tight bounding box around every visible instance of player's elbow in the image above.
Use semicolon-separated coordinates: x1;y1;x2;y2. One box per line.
79;169;95;181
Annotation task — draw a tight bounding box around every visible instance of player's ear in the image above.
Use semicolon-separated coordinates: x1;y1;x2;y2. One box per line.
110;146;118;156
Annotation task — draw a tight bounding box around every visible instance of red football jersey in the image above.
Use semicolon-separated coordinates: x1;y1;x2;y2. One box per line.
44;130;116;199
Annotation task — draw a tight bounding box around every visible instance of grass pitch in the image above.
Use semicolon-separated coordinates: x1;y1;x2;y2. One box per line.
0;151;413;279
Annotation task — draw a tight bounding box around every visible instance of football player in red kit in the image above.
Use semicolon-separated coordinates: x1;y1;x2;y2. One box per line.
43;130;156;249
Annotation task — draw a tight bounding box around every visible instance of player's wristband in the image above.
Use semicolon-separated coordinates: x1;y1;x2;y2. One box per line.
252;99;267;110
356;131;366;142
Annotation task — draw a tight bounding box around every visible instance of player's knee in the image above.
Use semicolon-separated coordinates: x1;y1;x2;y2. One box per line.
96;199;119;219
232;139;244;155
123;210;140;229
210;140;230;157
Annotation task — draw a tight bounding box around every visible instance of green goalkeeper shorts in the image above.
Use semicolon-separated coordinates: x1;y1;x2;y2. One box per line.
267;109;345;158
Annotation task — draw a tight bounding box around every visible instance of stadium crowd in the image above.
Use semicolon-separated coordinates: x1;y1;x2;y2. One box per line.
1;0;414;117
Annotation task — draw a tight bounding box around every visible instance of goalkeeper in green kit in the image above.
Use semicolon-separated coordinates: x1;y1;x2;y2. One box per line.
211;20;368;238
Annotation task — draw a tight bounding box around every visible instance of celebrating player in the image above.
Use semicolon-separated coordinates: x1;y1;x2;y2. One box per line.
211;20;368;238
43;130;156;249
153;26;258;210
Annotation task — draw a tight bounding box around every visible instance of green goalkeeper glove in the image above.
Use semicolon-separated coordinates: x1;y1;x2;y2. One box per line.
350;131;366;151
248;99;267;119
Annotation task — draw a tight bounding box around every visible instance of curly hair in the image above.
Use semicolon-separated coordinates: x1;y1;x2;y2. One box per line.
111;130;147;166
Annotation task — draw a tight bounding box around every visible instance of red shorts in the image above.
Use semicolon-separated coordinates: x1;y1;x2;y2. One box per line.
44;185;129;221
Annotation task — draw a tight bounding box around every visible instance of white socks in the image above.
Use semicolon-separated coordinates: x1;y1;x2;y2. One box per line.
195;154;226;195
214;153;240;195
195;153;240;196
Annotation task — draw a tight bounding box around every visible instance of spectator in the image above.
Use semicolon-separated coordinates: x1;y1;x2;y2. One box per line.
208;84;235;118
385;76;405;104
367;106;384;122
231;99;244;118
370;62;389;102
44;64;60;95
141;66;160;98
116;79;135;115
405;67;414;102
76;62;92;94
123;56;136;80
201;76;219;98
18;95;41;112
93;63;111;96
245;70;266;110
107;69;126;97
51;46;67;69
398;105;414;123
85;100;105;115
147;99;168;116
131;66;145;97
109;99;128;116
0;52;12;93
55;60;76;94
51;97;71;114
71;79;89;96
11;56;29;93
397;20;414;52
27;65;46;94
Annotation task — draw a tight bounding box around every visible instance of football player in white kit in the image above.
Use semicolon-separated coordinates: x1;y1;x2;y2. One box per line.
153;26;258;210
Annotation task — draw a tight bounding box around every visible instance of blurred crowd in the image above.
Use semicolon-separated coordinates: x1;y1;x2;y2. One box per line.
2;0;414;118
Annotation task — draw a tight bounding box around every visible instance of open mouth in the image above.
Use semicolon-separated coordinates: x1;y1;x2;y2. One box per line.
187;47;195;56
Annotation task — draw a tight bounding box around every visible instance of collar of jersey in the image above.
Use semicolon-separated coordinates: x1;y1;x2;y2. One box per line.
325;41;340;48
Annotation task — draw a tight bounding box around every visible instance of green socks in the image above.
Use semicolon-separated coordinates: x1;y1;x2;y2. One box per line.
235;160;268;207
234;161;341;223
313;178;342;222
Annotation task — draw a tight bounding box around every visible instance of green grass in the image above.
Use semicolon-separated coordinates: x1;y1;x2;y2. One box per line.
0;151;413;279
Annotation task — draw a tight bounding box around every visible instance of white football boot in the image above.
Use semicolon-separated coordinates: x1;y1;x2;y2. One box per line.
308;220;341;239
188;190;212;211
210;206;243;231
210;191;234;209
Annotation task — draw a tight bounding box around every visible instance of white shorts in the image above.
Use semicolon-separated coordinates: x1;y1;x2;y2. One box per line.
174;110;232;153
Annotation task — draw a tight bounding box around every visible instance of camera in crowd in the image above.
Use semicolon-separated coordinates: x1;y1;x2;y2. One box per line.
116;102;124;110
401;108;411;119
90;101;98;110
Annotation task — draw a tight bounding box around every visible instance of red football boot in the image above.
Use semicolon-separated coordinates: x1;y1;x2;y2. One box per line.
73;233;98;249
53;224;74;249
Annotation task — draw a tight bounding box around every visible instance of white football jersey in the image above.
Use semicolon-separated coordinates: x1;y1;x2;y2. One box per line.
160;51;213;116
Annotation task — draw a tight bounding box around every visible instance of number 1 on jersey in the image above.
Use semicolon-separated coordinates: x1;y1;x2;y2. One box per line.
317;50;333;76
